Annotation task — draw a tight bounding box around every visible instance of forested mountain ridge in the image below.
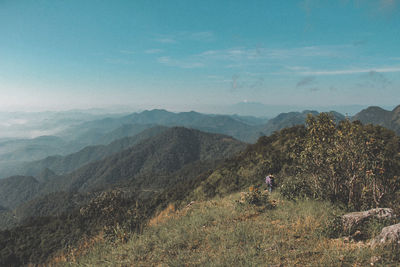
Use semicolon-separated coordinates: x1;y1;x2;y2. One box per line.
4;126;168;178
0;127;246;228
0;127;247;265
1;113;400;265
5;105;400;182
62;109;257;143
0;109;349;179
42;127;246;194
353;105;400;135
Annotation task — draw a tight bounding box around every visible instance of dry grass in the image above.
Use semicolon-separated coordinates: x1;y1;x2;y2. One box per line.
60;192;400;266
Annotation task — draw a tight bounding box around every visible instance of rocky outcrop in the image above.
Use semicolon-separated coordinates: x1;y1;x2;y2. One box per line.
342;208;395;233
371;223;400;246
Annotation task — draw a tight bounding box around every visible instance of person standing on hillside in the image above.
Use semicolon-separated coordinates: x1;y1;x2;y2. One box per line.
265;174;275;193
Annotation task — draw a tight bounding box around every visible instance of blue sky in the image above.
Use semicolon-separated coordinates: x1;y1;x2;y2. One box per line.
0;0;399;112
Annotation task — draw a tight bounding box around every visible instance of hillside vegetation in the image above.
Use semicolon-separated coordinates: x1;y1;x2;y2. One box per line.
59;110;400;264
58;192;400;266
13;126;168;178
192;113;400;211
0;128;246;265
42;127;246;194
1;112;400;265
0;108;347;179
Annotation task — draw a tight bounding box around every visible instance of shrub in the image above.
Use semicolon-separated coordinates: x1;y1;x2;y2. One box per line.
279;175;313;201
322;214;344;238
293;113;400;209
238;186;275;209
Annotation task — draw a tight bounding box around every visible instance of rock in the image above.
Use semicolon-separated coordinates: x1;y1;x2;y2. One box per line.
342;208;395;234
371;223;400;247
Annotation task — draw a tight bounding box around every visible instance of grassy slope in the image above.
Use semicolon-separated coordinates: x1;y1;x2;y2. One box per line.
58;192;399;266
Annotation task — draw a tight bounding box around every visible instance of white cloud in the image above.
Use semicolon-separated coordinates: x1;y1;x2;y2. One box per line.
154;31;215;44
285;66;310;71
155;37;177;44
189;31;215;41
105;58;134;65
119;50;135;55
157;56;204;69
301;0;398;15
145;49;163;54
299;67;400;76
157;56;170;64
197;45;348;63
379;0;397;12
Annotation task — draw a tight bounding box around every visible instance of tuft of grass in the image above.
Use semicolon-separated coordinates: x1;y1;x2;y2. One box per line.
60;192;400;266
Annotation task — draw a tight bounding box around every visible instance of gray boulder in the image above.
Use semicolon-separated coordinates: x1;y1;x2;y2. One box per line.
342;208;395;233
371;223;400;246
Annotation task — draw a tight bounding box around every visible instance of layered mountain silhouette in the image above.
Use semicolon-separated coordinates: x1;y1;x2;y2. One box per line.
0;109;348;179
1;105;400;265
61;109;256;144
4;126;168;178
43;127;246;193
0;127;245;229
260;110;345;136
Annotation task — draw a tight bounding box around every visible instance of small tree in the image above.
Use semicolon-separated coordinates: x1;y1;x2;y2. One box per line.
296;113;400;209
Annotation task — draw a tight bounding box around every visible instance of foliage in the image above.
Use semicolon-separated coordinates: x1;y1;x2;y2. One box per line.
238;186;275;210
21;125;169;177
64;193;400;267
0;175;40;209
295;113;400;209
2;117;400;265
191;125;306;200
279;175;313;200
322;214;344;239
0;189;151;266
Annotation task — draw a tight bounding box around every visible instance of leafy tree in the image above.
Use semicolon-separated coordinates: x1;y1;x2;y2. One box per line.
296;113;400;209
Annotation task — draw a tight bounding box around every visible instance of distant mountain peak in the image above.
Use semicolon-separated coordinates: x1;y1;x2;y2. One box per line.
392;105;400;114
353;105;400;135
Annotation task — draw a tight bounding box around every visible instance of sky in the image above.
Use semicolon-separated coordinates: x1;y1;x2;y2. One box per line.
0;0;399;112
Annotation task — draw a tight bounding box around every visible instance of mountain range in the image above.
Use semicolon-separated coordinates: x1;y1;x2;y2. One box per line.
3;105;400;180
1;104;400;265
0;127;246;229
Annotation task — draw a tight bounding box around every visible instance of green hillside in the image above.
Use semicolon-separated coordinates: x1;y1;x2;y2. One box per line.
0;127;247;265
353;105;400;135
62;193;400;266
0;176;40;209
58;113;400;266
1;114;400;265
43;127;246;194
16;126;168;177
0;127;245;226
261;110;345;136
0;109;348;179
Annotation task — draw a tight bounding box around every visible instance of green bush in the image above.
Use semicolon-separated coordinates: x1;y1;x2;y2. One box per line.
295;114;400;209
322;214;344;238
238;186;275;209
280;175;313;201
